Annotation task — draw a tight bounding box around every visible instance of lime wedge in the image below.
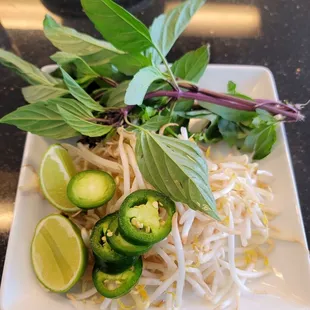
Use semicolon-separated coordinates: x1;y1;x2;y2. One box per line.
31;214;88;292
40;144;79;212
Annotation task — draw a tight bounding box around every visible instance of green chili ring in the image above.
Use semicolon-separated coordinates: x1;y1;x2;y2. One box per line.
107;217;152;256
90;213;135;265
92;256;143;298
119;189;176;244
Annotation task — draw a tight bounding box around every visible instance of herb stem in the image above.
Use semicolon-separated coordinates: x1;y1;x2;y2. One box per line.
145;89;303;122
154;46;179;91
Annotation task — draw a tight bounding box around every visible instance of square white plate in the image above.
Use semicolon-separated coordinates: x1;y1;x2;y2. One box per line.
1;65;310;310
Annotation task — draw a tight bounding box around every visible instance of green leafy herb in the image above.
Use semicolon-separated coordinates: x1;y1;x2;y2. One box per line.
81;0;152;53
111;54;151;76
106;81;129;107
43;15;122;56
136;130;218;219
140;106;157;123
227;81;253;100
51;52;99;81
218;119;247;146
0;98;94;139
252;109;276;126
125;67;165;106
58;106;112;137
198;101;257;122
141;115;171;131
147;0;206;64
60;68;104;111
242;124;277;160
0;49;59;86
171;45;210;83
21;85;69;104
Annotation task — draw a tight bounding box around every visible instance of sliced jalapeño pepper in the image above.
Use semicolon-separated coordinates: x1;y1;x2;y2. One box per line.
67;170;116;209
107;217;152;256
119;189;176;244
92;256;143;298
90;213;135;265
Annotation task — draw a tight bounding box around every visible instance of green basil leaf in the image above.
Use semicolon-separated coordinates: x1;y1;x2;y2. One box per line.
0;98;94;139
253;125;277;160
43;15;122;56
0;49;59;86
252;108;276;127
198;101;257;122
58;105;112;137
218;119;247;146
147;0;206;64
204;115;221;142
60;68;104;112
171;45;210;83
81;0;152;53
140;106;157;123
106;81;130;107
111;53;152;76
227;80;253;100
174;99;194;112
125;66;165;106
227;81;237;93
51;52;99;80
81;49;121;77
141;115;171;131
243;124;277;160
136;130;218;219
22;85;69;104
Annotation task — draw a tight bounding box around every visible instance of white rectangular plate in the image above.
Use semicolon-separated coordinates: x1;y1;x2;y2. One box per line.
1;65;310;310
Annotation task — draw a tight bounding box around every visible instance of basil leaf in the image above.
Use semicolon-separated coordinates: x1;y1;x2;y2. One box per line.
106;81;129;107
174;99;194;112
254;125;277;160
51;52;99;80
111;54;151;76
43;15;122;56
81;0;152;53
140;106;157;123
60;68;104;112
0;49;59;86
218;119;247;146
227;80;253;100
243;124;277;160
147;0;206;64
252;108;276;127
0;98;93;139
171;45;210;83
58;105;112;137
22;85;69;104
136;130;218;219
141;115;171;131
125;66;165;106
82;49;120;77
198;101;257;122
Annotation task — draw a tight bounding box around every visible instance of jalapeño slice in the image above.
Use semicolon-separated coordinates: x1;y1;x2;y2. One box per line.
90;213;135;265
107;217;152;256
92;256;143;298
67;170;116;209
119;189;176;244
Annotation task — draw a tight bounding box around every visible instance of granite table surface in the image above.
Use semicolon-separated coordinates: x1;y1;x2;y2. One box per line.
0;0;309;280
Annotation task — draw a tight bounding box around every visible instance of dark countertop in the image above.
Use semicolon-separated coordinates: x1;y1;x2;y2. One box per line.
0;0;309;279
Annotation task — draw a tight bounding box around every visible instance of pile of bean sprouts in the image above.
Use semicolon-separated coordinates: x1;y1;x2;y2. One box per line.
60;127;277;310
